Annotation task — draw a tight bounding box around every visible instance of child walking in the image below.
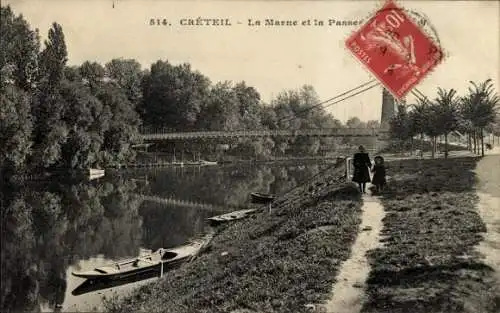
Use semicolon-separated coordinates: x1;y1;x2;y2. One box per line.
371;156;387;193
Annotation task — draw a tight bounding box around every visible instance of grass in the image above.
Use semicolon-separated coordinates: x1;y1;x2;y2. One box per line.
105;164;364;313
379;139;469;155
361;157;499;313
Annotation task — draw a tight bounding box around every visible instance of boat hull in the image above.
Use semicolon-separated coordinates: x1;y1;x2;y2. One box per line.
250;192;275;204
207;209;257;226
72;258;186;280
72;270;160;296
72;233;214;281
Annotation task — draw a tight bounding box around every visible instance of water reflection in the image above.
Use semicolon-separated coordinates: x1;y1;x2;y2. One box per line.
1;162;329;312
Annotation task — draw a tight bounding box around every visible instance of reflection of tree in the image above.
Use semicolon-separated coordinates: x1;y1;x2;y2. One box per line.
0;177;142;312
142;163;330;207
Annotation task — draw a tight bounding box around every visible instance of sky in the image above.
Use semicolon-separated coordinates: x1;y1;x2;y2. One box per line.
4;0;499;123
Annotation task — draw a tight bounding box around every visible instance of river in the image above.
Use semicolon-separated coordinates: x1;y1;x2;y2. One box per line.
1;162;334;313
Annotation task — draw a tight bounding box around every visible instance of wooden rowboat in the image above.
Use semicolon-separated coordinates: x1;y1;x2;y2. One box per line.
200;160;218;166
72;233;213;280
250;192;275;204
89;168;105;176
207;209;257;226
72;270;159;296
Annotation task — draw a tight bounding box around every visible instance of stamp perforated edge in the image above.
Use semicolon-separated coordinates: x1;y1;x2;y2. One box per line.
342;0;446;100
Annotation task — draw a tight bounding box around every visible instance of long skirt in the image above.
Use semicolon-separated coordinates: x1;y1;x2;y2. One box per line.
353;165;370;183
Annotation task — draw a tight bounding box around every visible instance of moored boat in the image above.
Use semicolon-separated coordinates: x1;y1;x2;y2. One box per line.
250;192;275;204
207;209;257;226
72;270;160;296
72;233;213;280
89;168;105;176
200;160;218;166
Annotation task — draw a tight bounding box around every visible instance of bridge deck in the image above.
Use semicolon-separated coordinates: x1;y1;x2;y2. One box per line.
141;128;384;140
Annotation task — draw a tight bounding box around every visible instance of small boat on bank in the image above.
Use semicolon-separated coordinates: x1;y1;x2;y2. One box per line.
207;209;257;226
250;192;275;204
200;160;218;166
89;168;105;176
72;233;213;280
72;270;160;296
88;168;105;181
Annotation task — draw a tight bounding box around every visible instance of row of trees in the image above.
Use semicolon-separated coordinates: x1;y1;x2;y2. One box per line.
1;5;383;176
138;61;380;158
1;6;141;177
389;79;500;158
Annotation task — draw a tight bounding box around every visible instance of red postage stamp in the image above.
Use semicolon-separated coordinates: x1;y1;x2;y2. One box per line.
345;0;443;99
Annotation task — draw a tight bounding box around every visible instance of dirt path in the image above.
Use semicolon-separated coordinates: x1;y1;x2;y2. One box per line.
319;194;385;313
475;152;500;293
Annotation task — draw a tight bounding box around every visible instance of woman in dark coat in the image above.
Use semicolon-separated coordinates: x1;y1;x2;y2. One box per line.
352;145;372;193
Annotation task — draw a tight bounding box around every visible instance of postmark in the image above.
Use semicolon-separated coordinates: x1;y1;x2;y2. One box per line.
345;0;444;99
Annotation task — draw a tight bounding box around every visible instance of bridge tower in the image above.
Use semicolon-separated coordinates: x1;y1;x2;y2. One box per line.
380;88;398;129
375;88;406;152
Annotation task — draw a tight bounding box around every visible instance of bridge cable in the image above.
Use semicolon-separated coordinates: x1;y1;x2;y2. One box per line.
314;82;380;111
278;80;380;124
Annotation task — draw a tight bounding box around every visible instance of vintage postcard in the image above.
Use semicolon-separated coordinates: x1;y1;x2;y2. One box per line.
1;1;499;313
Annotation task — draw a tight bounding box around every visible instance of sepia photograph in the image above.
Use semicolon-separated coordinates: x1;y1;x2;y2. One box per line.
1;0;499;312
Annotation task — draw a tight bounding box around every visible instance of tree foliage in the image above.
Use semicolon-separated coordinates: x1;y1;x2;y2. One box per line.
389;80;499;158
0;5;141;175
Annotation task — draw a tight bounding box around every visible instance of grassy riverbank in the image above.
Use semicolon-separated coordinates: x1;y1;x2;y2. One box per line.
361;157;499;313
105;164;364;313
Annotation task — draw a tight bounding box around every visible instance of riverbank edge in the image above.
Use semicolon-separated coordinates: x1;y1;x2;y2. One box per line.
104;163;365;313
360;156;500;313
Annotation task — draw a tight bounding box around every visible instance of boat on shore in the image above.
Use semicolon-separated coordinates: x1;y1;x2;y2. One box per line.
250;192;276;204
72;270;160;296
207;209;257;226
72;233;214;280
200;160;218;166
89;168;105;176
88;168;105;180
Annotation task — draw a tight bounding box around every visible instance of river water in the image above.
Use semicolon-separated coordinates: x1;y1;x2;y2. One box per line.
1;162;333;313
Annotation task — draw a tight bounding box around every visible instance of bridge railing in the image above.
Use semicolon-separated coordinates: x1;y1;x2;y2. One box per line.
139;128;386;140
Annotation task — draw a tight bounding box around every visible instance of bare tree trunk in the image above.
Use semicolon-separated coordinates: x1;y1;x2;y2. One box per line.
420;133;424;157
478;129;481;153
473;129;477;154
431;136;435;158
481;128;485;156
435;136;438;158
468;132;472;151
444;133;449;159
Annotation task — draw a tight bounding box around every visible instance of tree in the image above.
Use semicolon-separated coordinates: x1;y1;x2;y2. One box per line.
389;103;413;153
461;79;499;156
80;61;105;91
105;59;144;106
31;23;69;169
409;99;432;155
432;88;460;158
366;120;381;128
98;82;141;167
0;85;33;173
0;6;40;91
198;81;240;131
58;80;110;169
266;85;338;156
346;117;366;128
233;81;262;129
39;22;67;87
141;61;210;131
